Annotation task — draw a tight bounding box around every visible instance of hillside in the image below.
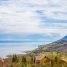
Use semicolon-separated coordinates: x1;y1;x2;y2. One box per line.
31;36;67;54
2;36;67;67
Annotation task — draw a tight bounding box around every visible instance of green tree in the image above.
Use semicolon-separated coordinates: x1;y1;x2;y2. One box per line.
22;56;26;63
12;54;19;63
10;64;13;67
55;56;58;63
21;56;26;67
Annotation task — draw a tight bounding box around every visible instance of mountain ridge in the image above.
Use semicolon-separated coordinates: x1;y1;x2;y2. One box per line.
31;36;67;54
62;36;67;40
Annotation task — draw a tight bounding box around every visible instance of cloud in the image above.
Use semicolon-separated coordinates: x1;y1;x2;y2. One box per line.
0;0;67;41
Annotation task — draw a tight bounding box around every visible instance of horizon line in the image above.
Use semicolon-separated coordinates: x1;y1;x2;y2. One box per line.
0;40;50;43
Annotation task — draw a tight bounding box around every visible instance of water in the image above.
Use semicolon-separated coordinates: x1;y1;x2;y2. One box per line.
0;42;45;58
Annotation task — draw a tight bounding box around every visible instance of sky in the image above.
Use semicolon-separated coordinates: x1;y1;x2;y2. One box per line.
0;0;67;43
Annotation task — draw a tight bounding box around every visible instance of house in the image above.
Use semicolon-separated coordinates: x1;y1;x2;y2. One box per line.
61;57;67;63
0;58;4;67
35;55;50;64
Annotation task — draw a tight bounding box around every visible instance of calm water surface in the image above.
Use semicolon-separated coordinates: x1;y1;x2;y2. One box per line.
0;42;45;58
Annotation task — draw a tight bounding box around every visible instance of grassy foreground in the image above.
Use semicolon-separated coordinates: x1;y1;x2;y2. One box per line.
3;51;67;67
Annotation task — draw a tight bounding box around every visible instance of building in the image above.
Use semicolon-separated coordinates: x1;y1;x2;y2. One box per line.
0;58;4;67
35;55;50;64
61;57;67;63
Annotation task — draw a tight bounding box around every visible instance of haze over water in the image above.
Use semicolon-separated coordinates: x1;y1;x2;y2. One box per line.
0;42;46;58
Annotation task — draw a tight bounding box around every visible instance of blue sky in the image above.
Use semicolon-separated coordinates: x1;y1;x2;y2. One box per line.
0;0;67;43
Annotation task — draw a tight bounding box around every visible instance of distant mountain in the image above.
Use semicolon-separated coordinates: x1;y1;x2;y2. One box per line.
62;36;67;40
31;36;67;54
